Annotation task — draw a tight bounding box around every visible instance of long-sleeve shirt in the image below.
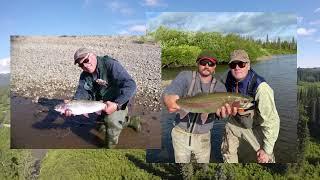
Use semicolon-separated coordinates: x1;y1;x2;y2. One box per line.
74;55;136;107
254;82;280;154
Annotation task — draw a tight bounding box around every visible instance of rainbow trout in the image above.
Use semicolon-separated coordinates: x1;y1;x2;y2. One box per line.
54;100;106;118
176;92;254;124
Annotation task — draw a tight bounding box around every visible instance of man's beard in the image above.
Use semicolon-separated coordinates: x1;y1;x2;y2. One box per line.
199;69;212;77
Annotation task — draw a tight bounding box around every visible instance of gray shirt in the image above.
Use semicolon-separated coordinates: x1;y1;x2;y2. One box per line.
164;71;226;133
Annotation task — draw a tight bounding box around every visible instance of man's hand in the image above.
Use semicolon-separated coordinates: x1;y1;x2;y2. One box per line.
216;103;237;118
163;94;180;113
256;149;270;163
104;101;117;115
63;100;73;117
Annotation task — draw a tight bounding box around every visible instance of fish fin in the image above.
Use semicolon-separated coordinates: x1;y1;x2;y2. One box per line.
200;113;208;124
83;113;89;118
95;111;102;115
178;110;189;119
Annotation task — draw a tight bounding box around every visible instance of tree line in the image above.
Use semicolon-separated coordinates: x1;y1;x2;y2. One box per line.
148;26;297;67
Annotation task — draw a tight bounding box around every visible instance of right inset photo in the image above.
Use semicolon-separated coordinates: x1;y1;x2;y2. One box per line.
146;12;297;163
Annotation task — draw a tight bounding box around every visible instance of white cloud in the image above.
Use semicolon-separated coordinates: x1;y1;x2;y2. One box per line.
297;16;303;24
128;25;146;33
310;20;320;25
316;39;320;42
0;57;10;74
314;8;320;13
144;0;159;6
147;12;296;40
107;1;133;15
118;30;129;35
141;0;167;7
297;27;317;36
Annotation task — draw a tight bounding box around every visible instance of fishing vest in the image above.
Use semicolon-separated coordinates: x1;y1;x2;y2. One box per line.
187;71;217;96
178;71;217;131
225;69;266;128
225;69;265;99
82;56;120;102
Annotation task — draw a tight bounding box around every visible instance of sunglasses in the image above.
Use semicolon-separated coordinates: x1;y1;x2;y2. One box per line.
198;60;216;67
78;58;90;68
229;61;247;69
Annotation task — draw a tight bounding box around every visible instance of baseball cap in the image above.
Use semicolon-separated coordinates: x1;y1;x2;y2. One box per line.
228;49;250;64
74;48;91;64
196;50;218;63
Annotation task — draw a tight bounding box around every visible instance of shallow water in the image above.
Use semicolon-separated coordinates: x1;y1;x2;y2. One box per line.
11;95;160;149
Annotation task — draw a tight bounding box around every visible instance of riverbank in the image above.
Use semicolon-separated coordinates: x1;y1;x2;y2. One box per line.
256;53;296;62
256;55;274;61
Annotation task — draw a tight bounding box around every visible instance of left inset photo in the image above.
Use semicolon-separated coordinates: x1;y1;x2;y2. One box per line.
11;36;161;149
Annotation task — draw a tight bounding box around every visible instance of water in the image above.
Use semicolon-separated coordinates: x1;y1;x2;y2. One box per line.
252;55;298;162
160;55;297;162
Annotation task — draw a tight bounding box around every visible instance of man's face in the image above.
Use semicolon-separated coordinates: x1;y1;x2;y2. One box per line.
229;61;250;81
77;53;97;73
197;59;216;77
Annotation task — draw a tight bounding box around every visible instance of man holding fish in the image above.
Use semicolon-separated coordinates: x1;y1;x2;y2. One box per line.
58;48;137;149
163;50;226;163
216;50;280;163
163;49;279;164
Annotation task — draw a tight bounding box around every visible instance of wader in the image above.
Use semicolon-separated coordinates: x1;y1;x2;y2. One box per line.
84;56;137;149
222;71;275;163
172;71;217;163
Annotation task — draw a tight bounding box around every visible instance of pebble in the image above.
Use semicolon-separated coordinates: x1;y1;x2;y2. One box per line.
11;36;163;112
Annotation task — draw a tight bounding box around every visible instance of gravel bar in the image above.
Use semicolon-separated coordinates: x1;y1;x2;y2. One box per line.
11;36;162;112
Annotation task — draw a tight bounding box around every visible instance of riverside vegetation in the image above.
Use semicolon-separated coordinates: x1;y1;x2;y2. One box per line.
147;26;297;67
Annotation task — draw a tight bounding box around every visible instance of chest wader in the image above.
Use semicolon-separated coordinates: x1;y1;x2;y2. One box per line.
222;73;275;163
186;71;217;147
88;57;130;149
178;72;216;170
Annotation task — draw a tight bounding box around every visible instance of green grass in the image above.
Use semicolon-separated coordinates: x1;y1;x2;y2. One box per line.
0;128;33;180
0;126;10;148
40;150;164;180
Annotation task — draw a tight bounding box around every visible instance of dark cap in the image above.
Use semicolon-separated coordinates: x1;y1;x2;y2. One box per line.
74;48;91;64
228;49;250;64
196;50;218;63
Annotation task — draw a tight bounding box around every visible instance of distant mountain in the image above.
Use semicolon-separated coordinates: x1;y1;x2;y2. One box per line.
0;73;10;86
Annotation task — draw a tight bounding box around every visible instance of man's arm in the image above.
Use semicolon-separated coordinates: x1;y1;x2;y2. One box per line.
163;71;190;112
255;82;280;155
107;59;137;106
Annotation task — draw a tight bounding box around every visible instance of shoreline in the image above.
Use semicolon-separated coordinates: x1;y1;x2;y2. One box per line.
256;55;274;61
162;53;297;68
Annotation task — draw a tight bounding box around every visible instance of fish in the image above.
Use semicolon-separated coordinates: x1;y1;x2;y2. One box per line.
54;100;106;118
176;92;254;124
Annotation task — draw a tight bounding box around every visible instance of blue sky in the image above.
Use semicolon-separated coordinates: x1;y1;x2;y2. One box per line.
1;0;320;71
